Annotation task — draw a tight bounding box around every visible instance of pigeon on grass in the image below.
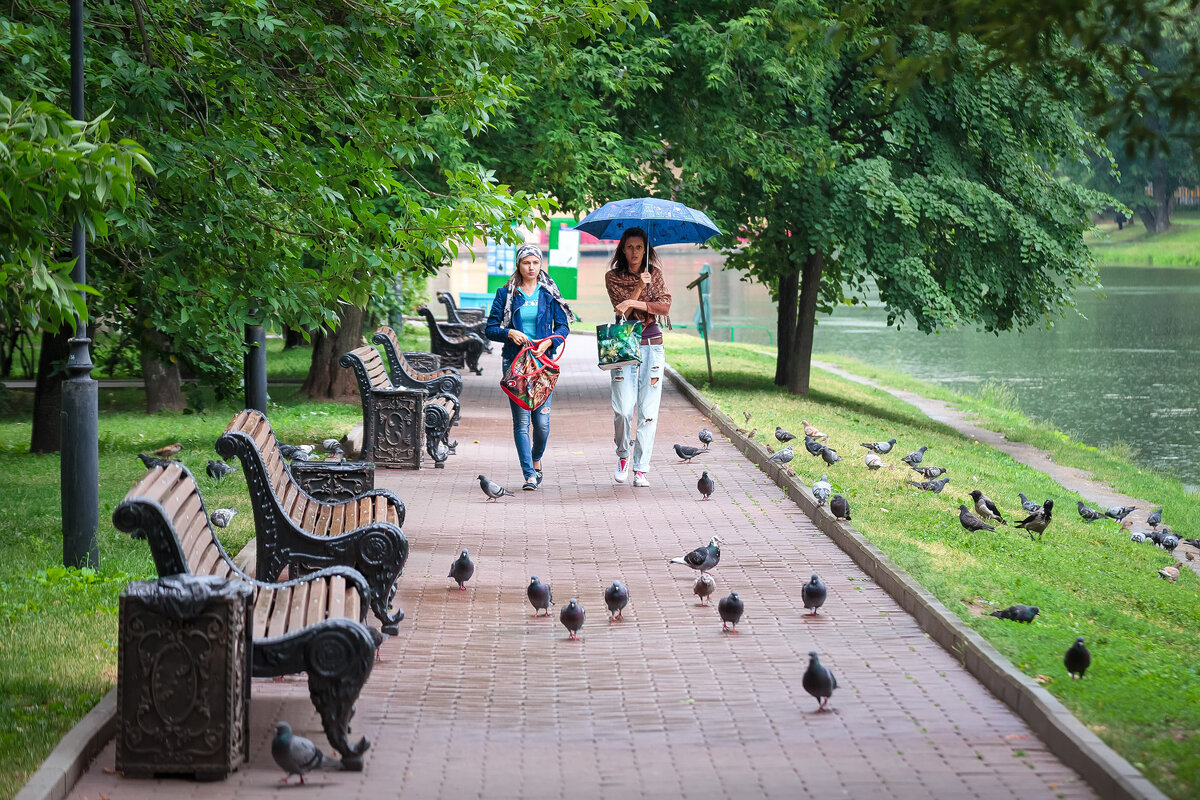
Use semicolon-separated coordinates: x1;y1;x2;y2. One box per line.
209;507;237;528
860;438;896;454
137;453;173;470
801;574;827;615
802;652;837;711
670;537;722;574
272;722;339;784
718;591;744;632
1077;501;1105;523
989;604;1039;623
479;475;514;502
1064;637;1091;680
604;581;630;621
802;420;827;440
804;436;825;456
908;477;950;493
1018;493;1042;514
901;446;928;467
448;549;475;590
775;426;797;443
527;575;553;616
560;598;586;640
864;452;883;470
910;466;948;479
1158;561;1182;582
206;459;237;481
959;505;996;532
1105;505;1137;524
819;446;842;466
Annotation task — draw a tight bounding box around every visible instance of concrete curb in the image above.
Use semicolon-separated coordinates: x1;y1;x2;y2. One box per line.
14;688;116;800
666;364;1168;800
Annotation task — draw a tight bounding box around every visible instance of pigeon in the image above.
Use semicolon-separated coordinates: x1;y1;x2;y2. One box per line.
1147;508;1163;529
698;428;714;448
1160;534;1179;551
830;494;851;521
819;445;842;466
1018;493;1042;514
479;474;514;502
959;504;996;532
811;475;832;506
604;581;630;621
527;575;553;616
1105;505;1137;524
321;438;342;453
152;442;183;459
278;443;314;460
775;426;797;443
860;438;897;454
718;591;744;632
670;536;722;574
209;507;237;528
448;549;474;590
674;443;706;462
1184;537;1200;549
864;452;883;470
697;471;715;501
1077;501;1105;523
206;459;238;481
801;420;827;440
801;573;827;615
801;652;837;711
767;445;794;465
560;598;585;639
803;435;825;456
1130;531;1147;543
1158;561;1182;582
907;477;950;493
1015;499;1054;541
137;453;172;470
970;490;1006;525
989;604;1040;623
900;446;928;467
693;573;716;605
1064;637;1091;680
272;721;336;784
910;466;948;479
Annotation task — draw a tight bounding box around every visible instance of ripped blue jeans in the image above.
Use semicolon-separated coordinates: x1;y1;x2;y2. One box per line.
503;356;553;480
611;343;665;473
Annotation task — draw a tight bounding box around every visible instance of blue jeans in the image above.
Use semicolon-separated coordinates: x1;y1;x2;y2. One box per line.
611;343;665;473
503;357;553;480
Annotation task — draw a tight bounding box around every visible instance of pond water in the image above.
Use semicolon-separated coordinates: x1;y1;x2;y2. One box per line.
566;248;1200;489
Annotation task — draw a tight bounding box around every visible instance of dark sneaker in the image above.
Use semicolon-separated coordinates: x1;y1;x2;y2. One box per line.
522;477;538;491
535;469;543;487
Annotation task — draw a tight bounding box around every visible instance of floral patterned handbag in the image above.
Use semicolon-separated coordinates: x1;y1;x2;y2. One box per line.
500;335;565;411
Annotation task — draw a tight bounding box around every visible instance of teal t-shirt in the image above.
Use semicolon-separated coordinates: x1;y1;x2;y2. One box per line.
517;286;541;341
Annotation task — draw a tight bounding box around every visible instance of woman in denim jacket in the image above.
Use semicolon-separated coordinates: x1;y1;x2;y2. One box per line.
604;227;672;488
485;243;573;490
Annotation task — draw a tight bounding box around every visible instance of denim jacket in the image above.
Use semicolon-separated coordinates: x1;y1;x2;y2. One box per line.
485;285;570;362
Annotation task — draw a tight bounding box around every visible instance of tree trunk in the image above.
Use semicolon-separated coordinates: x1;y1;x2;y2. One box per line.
139;329;187;412
30;328;71;453
302;305;366;401
282;325;307;350
786;250;825;396
774;261;799;387
1138;172;1177;234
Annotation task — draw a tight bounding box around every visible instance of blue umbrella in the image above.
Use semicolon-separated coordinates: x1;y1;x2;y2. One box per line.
572;197;721;247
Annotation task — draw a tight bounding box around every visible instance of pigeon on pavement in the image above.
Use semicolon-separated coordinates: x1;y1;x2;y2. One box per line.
718;591;744;632
901;446;929;467
527;575;554;616
697;471;715;501
448;549;475;590
479;474;514;502
802;652;837;711
321;438;342;453
1160;533;1179;551
206;459;238;481
959;504;997;532
864;452;883;470
910;466;948;479
152;443;183;459
907;477;950;493
670;537;722;574
560;598;585;639
137;453;173;470
1147;508;1163;529
802;420;828;440
970;490;1006;525
278;443;314;461
1158;561;1182;582
674;443;706;462
767;445;794;465
693;573;716;605
819;445;842;466
860;438;897;454
803;435;825;456
1015;499;1054;541
801;574;827;615
1018;493;1042;514
811;475;832;506
699;428;714;448
1105;505;1137;524
831;495;851;521
989;604;1040;623
1064;637;1091;680
603;581;630;621
1077;501;1105;522
272;721;336;784
775;426;797;443
209;507;237;528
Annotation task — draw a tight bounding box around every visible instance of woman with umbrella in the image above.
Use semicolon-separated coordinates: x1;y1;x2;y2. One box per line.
605;228;672;487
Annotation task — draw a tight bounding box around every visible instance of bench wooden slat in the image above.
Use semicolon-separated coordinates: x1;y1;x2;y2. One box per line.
289;496;310;528
344;582;360;621
194;539;223;576
251;414;272;456
305;577;328;628
179;499;211;570
344;499;360;532
287;580;311;635
278;481;298;519
330;503;345;537
301;500;319;533
266;586;293;638
267;454;288;497
314;504;333;537
327;576;346;620
251;587;272;638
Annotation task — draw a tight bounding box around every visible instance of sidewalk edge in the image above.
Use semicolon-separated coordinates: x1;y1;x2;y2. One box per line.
14;688;116;800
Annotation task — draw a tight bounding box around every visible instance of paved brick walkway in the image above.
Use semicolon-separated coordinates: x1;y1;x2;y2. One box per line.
73;344;1095;799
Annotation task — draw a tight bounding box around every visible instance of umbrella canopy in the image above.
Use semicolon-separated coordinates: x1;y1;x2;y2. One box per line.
572;197;721;247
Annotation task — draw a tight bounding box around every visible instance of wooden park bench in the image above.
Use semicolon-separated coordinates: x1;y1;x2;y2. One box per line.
340;345;455;469
215;409;408;633
416;305;486;375
372;326;462;427
113;462;381;768
436;290;487;338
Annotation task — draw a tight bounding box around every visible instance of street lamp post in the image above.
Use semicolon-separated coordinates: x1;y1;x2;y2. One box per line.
61;0;99;568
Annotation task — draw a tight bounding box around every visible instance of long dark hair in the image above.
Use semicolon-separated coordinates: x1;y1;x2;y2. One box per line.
608;227;661;274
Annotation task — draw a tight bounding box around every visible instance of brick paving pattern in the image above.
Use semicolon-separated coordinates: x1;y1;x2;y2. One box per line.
73;344;1095;799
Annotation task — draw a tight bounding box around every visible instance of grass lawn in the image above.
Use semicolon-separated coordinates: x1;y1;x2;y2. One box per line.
1086;208;1200;267
668;334;1198;800
0;327;426;800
